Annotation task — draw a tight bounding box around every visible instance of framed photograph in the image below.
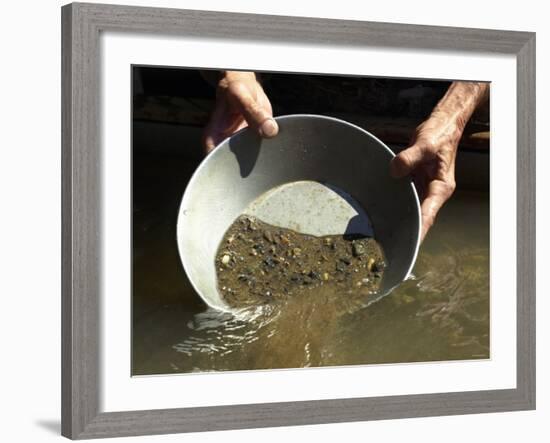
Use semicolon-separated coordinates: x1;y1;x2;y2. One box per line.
61;2;535;439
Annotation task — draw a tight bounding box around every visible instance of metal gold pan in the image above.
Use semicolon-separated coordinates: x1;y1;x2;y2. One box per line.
177;114;421;311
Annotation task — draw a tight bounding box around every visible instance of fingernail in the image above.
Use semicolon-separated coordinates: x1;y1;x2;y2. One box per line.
260;119;278;138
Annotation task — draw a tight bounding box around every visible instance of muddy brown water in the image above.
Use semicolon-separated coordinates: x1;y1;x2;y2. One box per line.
132;156;489;375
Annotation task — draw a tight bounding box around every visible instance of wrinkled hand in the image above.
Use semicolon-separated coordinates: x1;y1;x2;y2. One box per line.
390;111;461;241
203;71;278;153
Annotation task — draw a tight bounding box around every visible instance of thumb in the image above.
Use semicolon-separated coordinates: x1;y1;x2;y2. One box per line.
390;144;426;178
227;83;278;138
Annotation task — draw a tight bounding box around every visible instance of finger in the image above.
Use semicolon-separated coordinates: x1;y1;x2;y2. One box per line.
202;100;246;153
203;135;216;154
202;103;227;153
227;82;278;138
419;180;455;241
203;119;247;154
420;195;443;242
390;144;426;178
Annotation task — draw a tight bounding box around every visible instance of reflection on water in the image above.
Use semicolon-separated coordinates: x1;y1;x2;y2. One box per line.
132;155;489;375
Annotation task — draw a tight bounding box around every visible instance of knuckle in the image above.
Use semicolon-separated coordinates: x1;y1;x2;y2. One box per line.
401;150;413;162
427;136;439;149
400;148;417;165
419;136;440;155
445;180;456;195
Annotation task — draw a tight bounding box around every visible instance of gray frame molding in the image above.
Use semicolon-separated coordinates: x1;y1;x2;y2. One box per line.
61;2;536;439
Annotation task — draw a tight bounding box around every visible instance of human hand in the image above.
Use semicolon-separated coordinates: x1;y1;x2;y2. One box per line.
203;71;278;153
390;81;488;241
390;111;460;241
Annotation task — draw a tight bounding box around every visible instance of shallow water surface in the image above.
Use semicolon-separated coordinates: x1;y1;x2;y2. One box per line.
132;156;489;375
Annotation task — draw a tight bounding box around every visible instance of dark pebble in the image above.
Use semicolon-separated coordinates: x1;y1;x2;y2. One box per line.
336;261;347;272
263;257;279;268
308;270;320;280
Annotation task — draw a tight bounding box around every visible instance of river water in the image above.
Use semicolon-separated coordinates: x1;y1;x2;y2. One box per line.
132;154;489;375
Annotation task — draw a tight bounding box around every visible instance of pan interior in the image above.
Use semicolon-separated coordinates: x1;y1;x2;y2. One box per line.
243;180;373;238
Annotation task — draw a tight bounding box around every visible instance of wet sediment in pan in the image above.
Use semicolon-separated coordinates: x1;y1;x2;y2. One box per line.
215;215;387;309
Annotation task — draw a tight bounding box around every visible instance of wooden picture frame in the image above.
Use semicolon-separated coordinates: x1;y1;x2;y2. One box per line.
62;2;535;439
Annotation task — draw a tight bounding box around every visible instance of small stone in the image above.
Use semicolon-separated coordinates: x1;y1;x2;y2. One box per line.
367;258;376;272
263;231;274;243
308;270;320;280
322;272;330;281
221;254;231;265
263;257;278;268
242;216;257;231
352;241;366;257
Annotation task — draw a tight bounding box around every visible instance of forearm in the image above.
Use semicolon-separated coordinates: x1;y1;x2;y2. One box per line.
431;81;489;132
